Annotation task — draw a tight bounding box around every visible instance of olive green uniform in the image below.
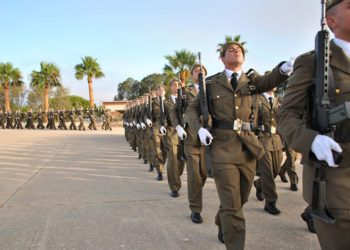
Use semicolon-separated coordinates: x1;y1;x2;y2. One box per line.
187;66;287;249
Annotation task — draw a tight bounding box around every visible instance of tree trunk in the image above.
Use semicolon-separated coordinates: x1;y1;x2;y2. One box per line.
44;86;49;111
88;79;94;108
180;70;190;85
4;81;11;111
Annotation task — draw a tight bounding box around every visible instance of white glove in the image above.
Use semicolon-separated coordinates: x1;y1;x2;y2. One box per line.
136;123;141;130
175;125;187;140
141;122;146;130
159;126;167;135
311;135;342;167
280;60;294;75
133;120;136;126
198;127;213;146
129;122;134;128
146;119;153;127
124;122;128;127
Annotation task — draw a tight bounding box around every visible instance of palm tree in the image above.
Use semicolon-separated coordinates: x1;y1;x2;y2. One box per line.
75;56;105;108
163;49;197;84
30;62;62;111
0;63;24;111
217;34;247;55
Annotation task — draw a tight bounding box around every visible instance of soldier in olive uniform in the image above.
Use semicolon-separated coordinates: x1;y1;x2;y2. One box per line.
101;109;107;130
77;107;86;131
37;108;45;129
88;108;97;130
187;41;291;249
135;98;145;159
25;109;35;129
15;110;24;129
105;109;112;131
169;64;208;223
6;110;14;129
58;109;67;130
165;78;186;197
149;85;168;181
277;1;350;248
254;90;283;215
279;145;299;191
143;92;156;171
69;108;77;130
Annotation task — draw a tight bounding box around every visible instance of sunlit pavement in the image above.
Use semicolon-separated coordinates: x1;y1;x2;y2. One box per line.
0;128;319;249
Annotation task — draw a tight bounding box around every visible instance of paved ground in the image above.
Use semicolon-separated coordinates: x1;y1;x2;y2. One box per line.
0;128;320;249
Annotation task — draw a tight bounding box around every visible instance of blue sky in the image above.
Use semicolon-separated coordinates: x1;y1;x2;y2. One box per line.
0;0;321;104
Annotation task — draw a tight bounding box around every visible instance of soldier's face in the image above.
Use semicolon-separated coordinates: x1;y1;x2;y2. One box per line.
191;66;206;83
327;0;350;41
221;44;245;67
170;81;179;94
156;87;166;97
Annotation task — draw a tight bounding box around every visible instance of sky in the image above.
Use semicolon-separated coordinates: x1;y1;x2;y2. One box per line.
0;0;323;104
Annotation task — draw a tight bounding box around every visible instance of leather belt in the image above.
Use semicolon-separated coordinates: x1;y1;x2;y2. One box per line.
212;119;253;132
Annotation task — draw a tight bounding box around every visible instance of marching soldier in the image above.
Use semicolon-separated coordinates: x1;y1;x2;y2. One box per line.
105;109;112;131
58;109;67;130
187;41;291;248
77;107;86;131
69;108;77;130
169;64;208;224
37;108;45;129
279;144;299;191
6;110;14;129
135;98;144;159
144;92;156;171
254;89;283;215
25;109;35;129
101;109;106;130
166;78;185;197
277;1;350;249
88;108;97;130
15;110;23;129
149;85;168;181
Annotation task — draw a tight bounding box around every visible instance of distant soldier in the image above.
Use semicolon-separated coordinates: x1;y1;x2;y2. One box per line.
166;78;186;198
37;108;45;129
47;108;56;130
69;108;77;130
25;109;35;129
88;108;97;130
6;110;14;129
14;110;24;129
57;109;67;130
150;85;168;181
101;109;107;130
77;107;86;131
279;144;299;191
0;110;5;129
254;89;283;215
105;109;112;131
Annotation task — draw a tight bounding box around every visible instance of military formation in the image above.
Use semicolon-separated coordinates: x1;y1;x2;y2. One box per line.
0;107;113;131
123;1;350;249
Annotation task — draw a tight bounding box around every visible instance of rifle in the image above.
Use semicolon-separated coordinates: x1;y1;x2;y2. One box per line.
198;52;212;177
159;96;165;127
177;87;187;161
308;0;348;224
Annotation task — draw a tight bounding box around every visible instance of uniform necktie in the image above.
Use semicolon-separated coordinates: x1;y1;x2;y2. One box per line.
268;97;273;110
231;72;238;91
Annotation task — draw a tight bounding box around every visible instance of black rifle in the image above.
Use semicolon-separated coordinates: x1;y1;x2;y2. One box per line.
198;52;212;177
159;96;166;128
308;0;348;224
177;87;187;161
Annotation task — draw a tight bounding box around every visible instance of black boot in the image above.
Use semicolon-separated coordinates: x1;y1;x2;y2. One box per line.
279;173;288;183
143;159;148;164
149;164;154;172
264;201;281;215
138;154;142;159
218;226;224;244
157;172;163;181
290;183;298;191
301;210;316;233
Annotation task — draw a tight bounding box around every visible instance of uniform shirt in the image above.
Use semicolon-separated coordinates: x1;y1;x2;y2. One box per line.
193;83;199;94
171;94;177;104
334;37;350;57
263;92;274;102
224;69;243;82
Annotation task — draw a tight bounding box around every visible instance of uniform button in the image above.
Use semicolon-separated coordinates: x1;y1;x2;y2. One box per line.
235;106;239;110
234;94;238;97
